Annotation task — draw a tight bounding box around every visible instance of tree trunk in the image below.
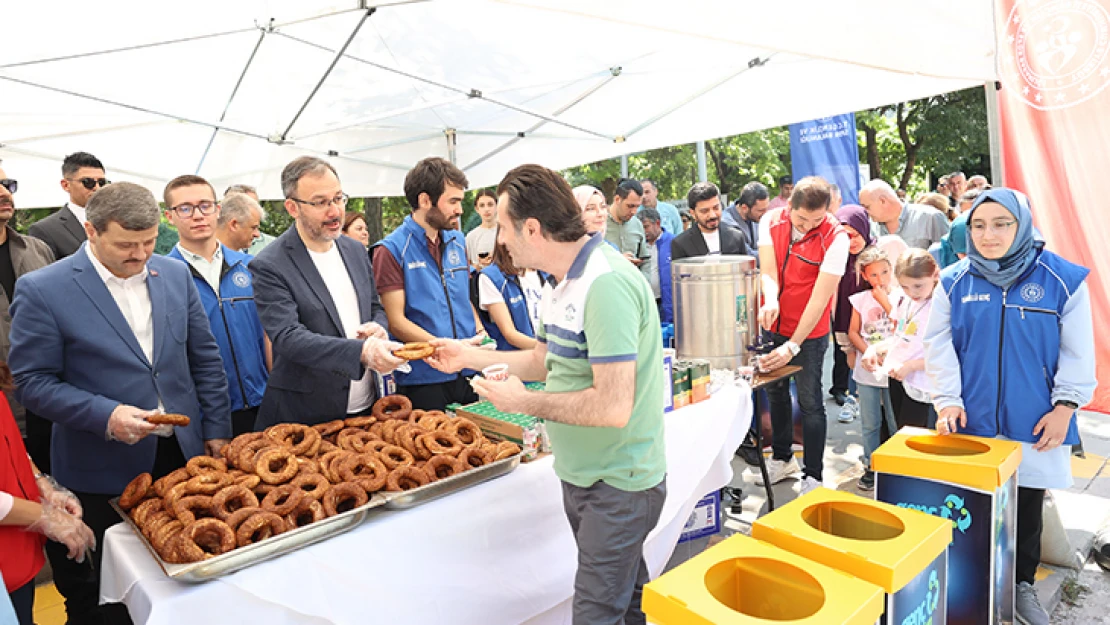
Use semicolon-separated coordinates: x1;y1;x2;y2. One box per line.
895;102;921;192
705;141;730;196
862;124;882;182
364;197;384;244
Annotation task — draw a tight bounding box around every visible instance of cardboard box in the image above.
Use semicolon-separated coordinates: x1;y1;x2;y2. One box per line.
452;401;549;462
678;491;721;543
662;351;675;413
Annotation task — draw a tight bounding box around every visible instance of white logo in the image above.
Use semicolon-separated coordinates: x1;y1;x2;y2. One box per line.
406;261;427;270
1000;0;1110;110
232;272;250;288
961;293;992;304
1021;282;1046;302
447;249;462;267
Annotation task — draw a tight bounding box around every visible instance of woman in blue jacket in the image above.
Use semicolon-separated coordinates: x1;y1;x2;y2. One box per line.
925;188;1095;625
477;240;547;351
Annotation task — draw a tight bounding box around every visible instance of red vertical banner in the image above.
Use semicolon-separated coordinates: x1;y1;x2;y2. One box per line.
995;0;1110;413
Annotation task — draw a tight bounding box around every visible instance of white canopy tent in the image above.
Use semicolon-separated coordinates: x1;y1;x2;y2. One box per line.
0;0;998;208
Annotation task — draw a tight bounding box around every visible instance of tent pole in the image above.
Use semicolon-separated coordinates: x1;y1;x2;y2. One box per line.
197;28;269;174
696;141;708;182
620;155;629;178
985;81;1005;185
279;8;375;141
446;129;458;164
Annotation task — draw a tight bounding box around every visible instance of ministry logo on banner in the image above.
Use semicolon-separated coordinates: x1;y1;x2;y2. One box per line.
1000;0;1110;110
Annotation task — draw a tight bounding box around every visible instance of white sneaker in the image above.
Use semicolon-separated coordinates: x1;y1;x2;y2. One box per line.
838;397;859;423
796;476;823;496
753;457;801;486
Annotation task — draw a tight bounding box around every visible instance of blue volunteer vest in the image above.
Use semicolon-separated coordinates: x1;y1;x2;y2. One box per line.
942;250;1088;444
380;216;475;385
479;265;536;351
165;245;268;412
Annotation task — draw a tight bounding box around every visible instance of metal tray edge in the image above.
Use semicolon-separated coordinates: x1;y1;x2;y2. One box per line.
111;493;387;582
382;452;521;509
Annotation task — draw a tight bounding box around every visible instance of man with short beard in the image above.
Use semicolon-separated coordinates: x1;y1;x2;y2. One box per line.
0;162;55;458
250;157;401;428
670;182;747;261
373;157;488;411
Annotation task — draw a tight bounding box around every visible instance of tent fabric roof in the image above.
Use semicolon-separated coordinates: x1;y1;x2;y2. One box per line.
0;0;998;207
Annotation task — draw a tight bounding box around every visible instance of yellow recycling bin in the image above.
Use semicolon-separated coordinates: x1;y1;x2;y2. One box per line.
643;533;884;625
872;427;1022;625
752;488;952;625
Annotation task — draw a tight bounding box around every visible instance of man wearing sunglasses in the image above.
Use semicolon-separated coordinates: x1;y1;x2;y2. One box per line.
0;162;56;473
28;152;108;261
163;175;270;437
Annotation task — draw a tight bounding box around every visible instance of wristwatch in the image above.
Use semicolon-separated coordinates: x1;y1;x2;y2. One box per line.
783;341;801;357
1054;400;1079;410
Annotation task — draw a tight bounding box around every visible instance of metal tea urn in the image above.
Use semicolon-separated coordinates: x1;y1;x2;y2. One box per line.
672;255;760;369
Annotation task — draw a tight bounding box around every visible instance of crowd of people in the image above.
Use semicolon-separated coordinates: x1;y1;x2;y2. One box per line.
0;149;1096;625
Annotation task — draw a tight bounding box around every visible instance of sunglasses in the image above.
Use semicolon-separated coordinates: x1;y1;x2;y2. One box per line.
69;177;110;191
0;179;16;194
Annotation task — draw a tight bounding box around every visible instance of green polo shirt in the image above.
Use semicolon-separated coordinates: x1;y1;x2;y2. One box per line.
537;234;666;492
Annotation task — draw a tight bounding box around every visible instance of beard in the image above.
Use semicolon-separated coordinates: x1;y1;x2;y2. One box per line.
427;205;458;231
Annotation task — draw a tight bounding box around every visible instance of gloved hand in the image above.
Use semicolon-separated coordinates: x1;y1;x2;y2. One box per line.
34;474;83;519
27;498;96;563
106;405;159;444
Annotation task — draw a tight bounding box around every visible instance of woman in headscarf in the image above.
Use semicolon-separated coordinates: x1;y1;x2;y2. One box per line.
928;212;968;269
924;188;1096;625
572;185;619;250
830;204;872;421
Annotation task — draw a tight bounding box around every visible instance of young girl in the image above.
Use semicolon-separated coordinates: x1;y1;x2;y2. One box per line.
847;246;898;490
477;239;548;351
867;249;939;429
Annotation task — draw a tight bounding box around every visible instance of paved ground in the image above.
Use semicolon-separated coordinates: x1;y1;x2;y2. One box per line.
664;347;1110;623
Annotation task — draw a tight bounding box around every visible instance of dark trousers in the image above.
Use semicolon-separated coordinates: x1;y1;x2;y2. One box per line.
25;409;52;473
45;435;184;625
561;479;666;625
399;376;478;412
9;579;34;625
830;338;851;395
231;407;259;437
764;332;828;480
889;379;932;429
1017;487;1046;585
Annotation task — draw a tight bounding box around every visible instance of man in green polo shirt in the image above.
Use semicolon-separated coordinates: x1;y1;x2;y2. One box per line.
427;164;666;625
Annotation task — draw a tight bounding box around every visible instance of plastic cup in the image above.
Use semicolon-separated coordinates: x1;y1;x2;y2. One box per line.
482;364;510;381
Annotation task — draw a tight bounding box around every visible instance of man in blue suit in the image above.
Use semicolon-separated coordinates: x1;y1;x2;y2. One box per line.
251;157;403;429
9;182;230;625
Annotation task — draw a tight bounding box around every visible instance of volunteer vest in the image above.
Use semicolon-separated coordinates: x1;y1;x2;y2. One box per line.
165;245;268;412
767;207;843;340
380;216;475;385
479;265;537;351
942;250;1088;444
0;399;45;593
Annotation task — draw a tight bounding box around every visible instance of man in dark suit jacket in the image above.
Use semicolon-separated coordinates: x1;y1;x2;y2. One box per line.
671;182;750;261
10;182;230;625
251;157;403;429
27;151;108;260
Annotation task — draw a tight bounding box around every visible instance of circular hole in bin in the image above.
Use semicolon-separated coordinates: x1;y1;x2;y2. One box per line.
906;435;991;456
704;557;824;620
802;501;906;541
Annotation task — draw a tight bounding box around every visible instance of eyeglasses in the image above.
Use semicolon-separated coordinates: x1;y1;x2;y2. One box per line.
290;193;348;210
969;220;1017;235
171;200;218;217
69;177;110;191
0;179;16;194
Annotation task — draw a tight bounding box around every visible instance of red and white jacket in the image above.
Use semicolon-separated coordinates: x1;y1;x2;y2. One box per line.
767;207;845;341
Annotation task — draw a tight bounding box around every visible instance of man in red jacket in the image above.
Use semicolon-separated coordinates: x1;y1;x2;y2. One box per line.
756;177;849;494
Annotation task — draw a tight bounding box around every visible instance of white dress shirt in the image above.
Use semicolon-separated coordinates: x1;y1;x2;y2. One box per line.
86;244;153;363
176;243;223;295
67;202;87;227
307;243;374;414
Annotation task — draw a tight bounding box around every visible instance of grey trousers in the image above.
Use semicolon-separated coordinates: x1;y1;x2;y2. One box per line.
561;478;667;625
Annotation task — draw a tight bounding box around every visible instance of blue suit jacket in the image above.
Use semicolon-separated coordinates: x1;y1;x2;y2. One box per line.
9;245;230;494
250;228;388;428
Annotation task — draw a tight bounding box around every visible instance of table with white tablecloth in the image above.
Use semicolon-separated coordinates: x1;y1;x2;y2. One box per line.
101;384;751;625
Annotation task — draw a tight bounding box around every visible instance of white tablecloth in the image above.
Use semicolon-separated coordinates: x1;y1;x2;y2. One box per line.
101;384;751;625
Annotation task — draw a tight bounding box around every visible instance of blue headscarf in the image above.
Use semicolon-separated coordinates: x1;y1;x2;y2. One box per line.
931;212;968;269
966;188;1043;288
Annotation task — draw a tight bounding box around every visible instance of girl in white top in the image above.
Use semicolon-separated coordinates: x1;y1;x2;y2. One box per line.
847;246;898;489
864;249;939;429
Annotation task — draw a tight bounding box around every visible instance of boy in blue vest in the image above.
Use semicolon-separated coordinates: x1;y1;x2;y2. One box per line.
372;157;488;411
163;175;269;436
